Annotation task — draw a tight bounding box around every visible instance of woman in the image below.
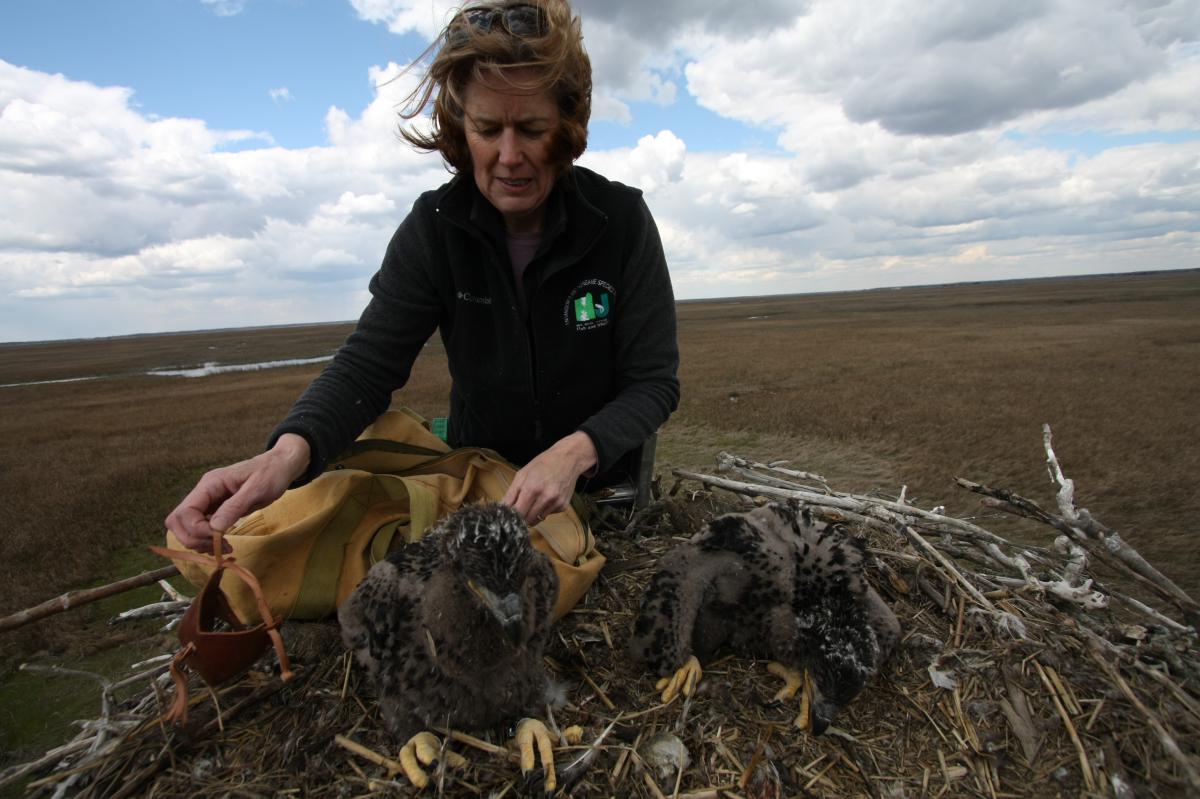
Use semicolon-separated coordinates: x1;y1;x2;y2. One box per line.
166;0;680;550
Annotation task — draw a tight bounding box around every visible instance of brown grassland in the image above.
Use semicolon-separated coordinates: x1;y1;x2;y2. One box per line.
1;269;1198;766
2;270;1198;657
2;267;1200;791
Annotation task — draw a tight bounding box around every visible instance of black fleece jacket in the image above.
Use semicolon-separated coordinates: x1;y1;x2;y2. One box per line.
270;165;681;487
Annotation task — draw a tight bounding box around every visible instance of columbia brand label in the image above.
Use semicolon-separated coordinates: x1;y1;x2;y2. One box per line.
564;279;615;331
456;291;492;306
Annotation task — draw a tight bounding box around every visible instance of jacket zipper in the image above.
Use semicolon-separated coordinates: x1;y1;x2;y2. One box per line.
438;200;609;450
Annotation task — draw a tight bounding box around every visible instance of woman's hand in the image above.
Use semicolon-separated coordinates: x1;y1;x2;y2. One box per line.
503;431;597;525
164;433;311;552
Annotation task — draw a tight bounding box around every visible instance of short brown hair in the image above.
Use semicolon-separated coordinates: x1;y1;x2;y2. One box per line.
399;0;592;174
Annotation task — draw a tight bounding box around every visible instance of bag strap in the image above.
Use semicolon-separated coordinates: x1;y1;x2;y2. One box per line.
290;475;441;619
334;438;448;460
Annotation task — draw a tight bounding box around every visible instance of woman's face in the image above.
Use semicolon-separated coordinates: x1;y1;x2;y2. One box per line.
463;70;562;235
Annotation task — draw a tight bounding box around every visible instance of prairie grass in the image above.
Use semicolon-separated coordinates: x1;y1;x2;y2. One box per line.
1;270;1197;666
663;273;1200;582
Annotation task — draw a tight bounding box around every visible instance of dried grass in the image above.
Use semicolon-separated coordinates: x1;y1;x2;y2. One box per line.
7;453;1197;799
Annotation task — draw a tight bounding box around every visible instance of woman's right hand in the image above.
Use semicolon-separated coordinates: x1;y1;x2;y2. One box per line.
164;433;311;552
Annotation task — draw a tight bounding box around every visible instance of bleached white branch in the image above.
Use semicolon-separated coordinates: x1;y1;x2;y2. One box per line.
112;600;190;623
1043;424;1197;615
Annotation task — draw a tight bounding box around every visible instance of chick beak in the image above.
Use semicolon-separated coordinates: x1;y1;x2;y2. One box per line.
810;704;836;736
472;582;524;645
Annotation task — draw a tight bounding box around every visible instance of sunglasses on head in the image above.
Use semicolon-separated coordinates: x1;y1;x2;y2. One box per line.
456;3;546;39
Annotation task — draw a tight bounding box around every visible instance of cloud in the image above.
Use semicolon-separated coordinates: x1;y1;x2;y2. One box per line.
580;129;686;193
2;0;1199;341
0;57;447;339
347;0;462;38
269;87;293;103
201;0;247;17
573;0;807;40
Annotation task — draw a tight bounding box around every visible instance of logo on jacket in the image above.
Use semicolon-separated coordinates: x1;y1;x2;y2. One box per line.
564;279;616;331
574;292;609;322
456;291;492;306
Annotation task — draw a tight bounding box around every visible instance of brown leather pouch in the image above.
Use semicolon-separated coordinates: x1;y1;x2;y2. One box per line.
150;535;293;723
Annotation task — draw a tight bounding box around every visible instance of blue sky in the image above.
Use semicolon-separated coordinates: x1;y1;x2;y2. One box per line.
1;0;767;153
2;1;423;150
1;0;1197;341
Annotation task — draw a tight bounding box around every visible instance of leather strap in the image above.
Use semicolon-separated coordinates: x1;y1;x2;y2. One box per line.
149;530;293;724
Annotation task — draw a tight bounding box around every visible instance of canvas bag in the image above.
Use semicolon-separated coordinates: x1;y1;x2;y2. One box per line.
164;409;605;624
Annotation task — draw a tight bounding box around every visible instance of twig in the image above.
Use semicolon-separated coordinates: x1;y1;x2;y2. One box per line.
1053;425;1191;616
899;527;997;615
1033;661;1095;791
0;737;94;789
677;462;1033;553
111;600;190;623
334;734;404;776
0;565;181;633
960;474;1197;628
1086;640;1200;793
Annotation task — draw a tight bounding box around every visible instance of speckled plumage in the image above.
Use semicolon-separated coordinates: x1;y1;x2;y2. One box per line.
338;502;558;741
629;501;899;731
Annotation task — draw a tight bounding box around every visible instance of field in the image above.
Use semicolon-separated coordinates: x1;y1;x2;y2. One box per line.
1;270;1198;763
3;270;1198;643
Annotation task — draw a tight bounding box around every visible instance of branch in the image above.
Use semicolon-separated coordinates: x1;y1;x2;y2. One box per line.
716;453;830;490
1042;424;1197;615
678;462;1025;551
0;565;181;634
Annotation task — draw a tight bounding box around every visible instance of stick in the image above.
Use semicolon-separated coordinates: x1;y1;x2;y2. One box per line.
1087;641;1200;793
1043;424;1197;612
0;565;181;633
334;734;405;776
960;477;1196;624
676;464;1031;552
899;527;997;614
0;737;94;789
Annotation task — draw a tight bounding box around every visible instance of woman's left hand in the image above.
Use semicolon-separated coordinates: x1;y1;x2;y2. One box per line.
503;431;597;525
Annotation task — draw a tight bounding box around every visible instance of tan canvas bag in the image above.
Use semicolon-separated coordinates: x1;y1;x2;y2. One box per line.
164;409;605;624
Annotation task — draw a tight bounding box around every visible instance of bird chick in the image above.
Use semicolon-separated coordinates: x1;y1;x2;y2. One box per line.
339;501;560;787
629;501;899;733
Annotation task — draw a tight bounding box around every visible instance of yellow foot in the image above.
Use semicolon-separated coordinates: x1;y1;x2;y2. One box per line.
397;731;468;789
655;655;702;704
794;669;815;731
515;717;557;794
766;661;803;703
766;663;814;730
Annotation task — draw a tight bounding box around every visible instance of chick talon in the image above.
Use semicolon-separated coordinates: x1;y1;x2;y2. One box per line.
515;718;557;793
398;731;438;788
658;655;703;703
795;669;815;732
397;731;466;788
767;661;804;703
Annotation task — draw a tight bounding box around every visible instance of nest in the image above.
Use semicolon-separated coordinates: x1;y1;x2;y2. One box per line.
5;428;1199;798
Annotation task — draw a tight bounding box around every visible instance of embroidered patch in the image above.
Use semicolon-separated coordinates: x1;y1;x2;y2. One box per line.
563;279;615;332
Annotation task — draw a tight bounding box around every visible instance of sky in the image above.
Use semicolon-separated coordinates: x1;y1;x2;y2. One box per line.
1;0;1198;342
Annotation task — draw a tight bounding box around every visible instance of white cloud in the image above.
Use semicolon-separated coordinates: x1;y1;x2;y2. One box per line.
580;130;686;193
269;87;293;103
0;57;446;339
347;0;462;38
201;0;247;17
1;0;1198;340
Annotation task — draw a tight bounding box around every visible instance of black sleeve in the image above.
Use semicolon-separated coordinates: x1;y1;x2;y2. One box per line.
268;200;444;484
577;197;681;474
